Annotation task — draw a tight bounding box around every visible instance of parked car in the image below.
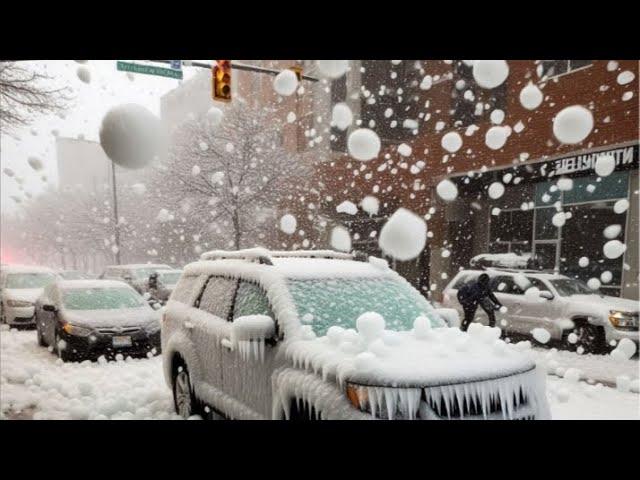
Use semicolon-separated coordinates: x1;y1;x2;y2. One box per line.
58;270;94;280
142;269;183;304
442;268;639;354
0;265;58;328
100;264;173;293
35;279;161;361
162;249;549;420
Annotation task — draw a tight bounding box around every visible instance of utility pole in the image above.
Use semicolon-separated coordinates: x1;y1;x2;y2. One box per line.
110;161;121;264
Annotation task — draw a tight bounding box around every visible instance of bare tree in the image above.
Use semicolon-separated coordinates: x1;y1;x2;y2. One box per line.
154;102;312;250
0;62;72;134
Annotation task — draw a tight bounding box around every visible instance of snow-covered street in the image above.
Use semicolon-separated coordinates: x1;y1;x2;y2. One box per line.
2;328;637;420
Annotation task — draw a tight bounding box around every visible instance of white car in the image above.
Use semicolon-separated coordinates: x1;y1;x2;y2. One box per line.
161;249;549;420
442;268;639;354
0;265;58;328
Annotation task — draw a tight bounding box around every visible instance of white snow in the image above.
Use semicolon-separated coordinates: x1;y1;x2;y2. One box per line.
490;109;505;125
613;199;629;214
557;178;574;191
347;129;381;161
612;339;638;360
76;66;91;84
398;143;412;157
519;82;543;110
603;240;626;259
472;60;509;89
230;315;276;362
420;75;433;90
316;60;349;79
488;182;505;200
607;61;619;71
531;328;551;344
131;183;147;196
552;212;566;227
191;165;201;176
552;105;594;144
279;214;297;235
27;157;44;171
330;226;352;252
273;69;299;96
441;132;463;153
287;112;296;123
603;224;622;239
600;271;613;283
587;278;601;290
578;256;589;267
378;208;427;261
563;368;582;383
206;106;223;127
485;126;508;150
336;201;358;215
331;103;353;131
3;167;15;177
616;71;635;85
360;196;379;216
436;179;458;202
595;154;616;177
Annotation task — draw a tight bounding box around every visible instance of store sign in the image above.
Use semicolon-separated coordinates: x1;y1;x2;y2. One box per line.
552;145;638;176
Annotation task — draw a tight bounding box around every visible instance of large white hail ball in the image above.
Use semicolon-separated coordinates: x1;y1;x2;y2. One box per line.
552;105;594;144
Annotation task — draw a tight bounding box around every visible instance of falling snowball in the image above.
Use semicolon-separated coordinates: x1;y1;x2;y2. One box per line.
287;112;296;123
131;183;147;196
603;224;622;239
279;214;297;235
595;155;616;177
600;271;613;284
490;109;505;125
361;196;379;216
519;83;543;110
347;128;381;161
531;328;551;344
273;69;299;96
616;71;635;85
472;60;509;89
378;208;427;261
436;179;458;201
552;105;594;144
603;240;626;259
206;107;223;127
485;126;508;150
330;226;352;252
557;178;573;191
613;199;629;214
578;257;589;267
398;143;412;157
587;278;601;290
99;104;163;170
76;66;91;84
332;103;353;131
156;209;173;223
27;156;43;171
552;212;566;227
337;200;358;215
191;165;201;176
488;182;505;200
441;131;463;153
316;60;349;79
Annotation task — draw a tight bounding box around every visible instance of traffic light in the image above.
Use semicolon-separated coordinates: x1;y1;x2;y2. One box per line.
213;60;232;102
289;65;303;82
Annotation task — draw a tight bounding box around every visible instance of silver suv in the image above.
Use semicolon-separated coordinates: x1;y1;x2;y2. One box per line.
161;249;549;420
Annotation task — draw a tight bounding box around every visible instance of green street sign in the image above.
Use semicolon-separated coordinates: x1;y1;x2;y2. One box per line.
117;61;183;79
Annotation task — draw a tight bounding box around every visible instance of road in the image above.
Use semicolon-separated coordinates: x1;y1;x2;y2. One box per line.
1;328;638;420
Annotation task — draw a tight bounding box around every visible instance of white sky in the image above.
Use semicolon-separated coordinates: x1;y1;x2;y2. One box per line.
1;60;201;214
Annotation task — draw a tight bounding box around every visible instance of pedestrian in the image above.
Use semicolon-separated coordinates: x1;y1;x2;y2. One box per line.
456;273;503;331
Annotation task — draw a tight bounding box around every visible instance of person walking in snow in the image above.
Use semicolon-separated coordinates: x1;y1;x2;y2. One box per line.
457;273;502;331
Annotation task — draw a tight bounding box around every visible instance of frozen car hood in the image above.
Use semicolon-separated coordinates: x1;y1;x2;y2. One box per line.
286;324;535;388
569;295;639;314
60;307;159;329
3;288;43;303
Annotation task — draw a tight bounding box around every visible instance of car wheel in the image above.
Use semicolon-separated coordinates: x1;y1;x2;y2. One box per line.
572;322;606;354
172;361;199;419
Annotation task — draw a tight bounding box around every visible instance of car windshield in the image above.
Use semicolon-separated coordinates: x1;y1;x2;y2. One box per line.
288;277;444;336
550;279;596;296
158;272;181;284
6;273;56;289
62;287;145;310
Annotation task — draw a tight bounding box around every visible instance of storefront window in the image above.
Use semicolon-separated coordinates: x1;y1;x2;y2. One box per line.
535;181;561;206
534;207;560;240
563;171;629;204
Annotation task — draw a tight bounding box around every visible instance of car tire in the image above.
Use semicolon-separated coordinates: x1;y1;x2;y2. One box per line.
172;359;200;419
571;321;606;355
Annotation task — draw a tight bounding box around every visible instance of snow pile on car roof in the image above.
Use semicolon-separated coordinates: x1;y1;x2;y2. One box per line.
470;253;532;269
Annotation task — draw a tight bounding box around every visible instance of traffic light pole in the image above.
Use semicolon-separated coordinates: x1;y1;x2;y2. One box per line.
149;60;320;82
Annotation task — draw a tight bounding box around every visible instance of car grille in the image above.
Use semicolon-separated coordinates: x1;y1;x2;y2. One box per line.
96;326;141;335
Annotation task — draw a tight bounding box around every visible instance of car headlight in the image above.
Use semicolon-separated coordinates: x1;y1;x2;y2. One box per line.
7;299;32;307
346;382;370;413
62;323;93;337
608;310;638;329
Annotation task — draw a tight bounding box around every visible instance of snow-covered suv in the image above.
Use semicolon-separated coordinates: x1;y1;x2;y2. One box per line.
162;249;550;420
442;269;639;354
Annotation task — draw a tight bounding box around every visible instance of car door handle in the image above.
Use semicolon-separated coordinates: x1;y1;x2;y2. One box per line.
221;338;233;350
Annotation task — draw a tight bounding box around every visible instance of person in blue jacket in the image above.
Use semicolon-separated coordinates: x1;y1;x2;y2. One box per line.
457;273;503;331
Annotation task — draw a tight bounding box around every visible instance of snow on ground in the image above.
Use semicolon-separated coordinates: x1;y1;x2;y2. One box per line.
1;328;637;420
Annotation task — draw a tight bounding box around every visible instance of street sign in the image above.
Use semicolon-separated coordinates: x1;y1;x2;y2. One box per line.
170;60;182;70
117;61;183;79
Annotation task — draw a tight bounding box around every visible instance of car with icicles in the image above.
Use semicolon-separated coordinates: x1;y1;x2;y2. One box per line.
161;249;550;420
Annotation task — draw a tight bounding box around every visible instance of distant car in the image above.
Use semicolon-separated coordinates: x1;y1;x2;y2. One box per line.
162;249;549;420
0;265;58;328
58;270;94;280
143;269;183;303
442;268;639;354
100;264;173;293
34;279;161;362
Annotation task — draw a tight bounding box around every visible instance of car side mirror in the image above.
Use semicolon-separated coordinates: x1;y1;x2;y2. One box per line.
230;315;277;359
539;291;554;300
43;304;57;312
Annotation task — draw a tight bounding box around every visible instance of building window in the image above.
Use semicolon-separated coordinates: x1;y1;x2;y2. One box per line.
540;60;592;78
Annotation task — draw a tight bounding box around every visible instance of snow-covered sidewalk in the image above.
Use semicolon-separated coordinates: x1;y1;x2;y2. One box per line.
1;329;638;420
